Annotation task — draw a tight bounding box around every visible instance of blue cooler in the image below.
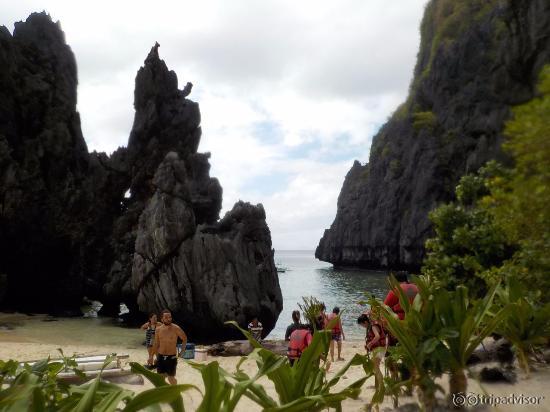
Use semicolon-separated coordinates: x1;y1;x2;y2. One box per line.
181;343;195;359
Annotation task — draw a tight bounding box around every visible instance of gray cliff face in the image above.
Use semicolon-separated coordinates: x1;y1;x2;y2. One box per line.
0;13;282;340
317;0;550;270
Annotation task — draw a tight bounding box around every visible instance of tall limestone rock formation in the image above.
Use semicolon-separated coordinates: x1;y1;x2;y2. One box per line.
0;13;126;312
317;0;550;270
0;13;282;340
102;44;282;341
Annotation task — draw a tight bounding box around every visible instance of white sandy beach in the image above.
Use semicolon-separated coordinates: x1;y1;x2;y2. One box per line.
1;313;550;411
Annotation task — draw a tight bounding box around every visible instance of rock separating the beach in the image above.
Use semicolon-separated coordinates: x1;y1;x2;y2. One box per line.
317;0;550;270
0;13;282;340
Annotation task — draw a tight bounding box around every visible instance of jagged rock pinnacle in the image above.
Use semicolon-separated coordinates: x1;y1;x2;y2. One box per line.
182;81;193;97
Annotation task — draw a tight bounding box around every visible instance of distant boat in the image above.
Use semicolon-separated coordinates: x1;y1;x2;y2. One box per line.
275;263;289;273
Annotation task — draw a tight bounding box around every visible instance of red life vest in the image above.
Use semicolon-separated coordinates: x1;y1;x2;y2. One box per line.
327;313;341;333
363;310;395;348
385;283;419;320
287;329;312;359
366;321;387;350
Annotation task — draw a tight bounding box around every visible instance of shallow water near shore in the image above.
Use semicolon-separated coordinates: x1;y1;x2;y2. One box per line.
271;250;389;340
0;250;387;345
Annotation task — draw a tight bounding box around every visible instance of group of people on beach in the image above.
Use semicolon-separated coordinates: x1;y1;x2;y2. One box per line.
358;271;418;352
283;305;346;366
282;271;418;366
140;271;417;384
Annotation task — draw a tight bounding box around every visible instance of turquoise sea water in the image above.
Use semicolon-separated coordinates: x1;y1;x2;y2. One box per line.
270;250;390;340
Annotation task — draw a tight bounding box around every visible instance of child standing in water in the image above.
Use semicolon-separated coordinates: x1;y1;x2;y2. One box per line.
141;313;161;368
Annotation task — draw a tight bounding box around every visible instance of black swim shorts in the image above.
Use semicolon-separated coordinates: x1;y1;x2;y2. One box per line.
156;354;178;376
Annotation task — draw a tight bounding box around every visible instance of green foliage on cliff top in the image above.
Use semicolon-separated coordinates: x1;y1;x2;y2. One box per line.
412;0;503;93
420;0;502;75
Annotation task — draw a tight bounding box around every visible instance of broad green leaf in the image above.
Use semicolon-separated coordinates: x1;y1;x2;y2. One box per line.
130;362;167;388
30;358;50;375
196;361;232;412
73;376;101;412
324;353;369;390
94;389;132;412
130;362;185;412
123;384;197;412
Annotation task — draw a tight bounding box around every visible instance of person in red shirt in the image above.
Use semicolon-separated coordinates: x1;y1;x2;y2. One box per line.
383;271;418;320
327;307;345;362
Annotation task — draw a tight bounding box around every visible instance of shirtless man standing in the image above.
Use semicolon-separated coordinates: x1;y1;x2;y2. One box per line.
149;309;187;384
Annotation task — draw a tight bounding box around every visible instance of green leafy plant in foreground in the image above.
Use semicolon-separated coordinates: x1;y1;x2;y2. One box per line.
213;320;373;412
1;322;371;412
370;276;446;412
0;352;198;412
297;296;325;331
432;283;511;405
372;275;512;410
129;362;199;412
495;276;550;375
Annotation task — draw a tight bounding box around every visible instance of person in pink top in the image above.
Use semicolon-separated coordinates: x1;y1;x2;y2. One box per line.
327;307;345;362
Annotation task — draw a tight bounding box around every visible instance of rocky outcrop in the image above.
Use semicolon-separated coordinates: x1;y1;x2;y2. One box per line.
0;13;125;313
132;157;281;340
317;0;550;270
114;42;281;341
0;13;282;340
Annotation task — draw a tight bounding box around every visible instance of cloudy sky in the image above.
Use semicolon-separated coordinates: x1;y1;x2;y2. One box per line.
2;0;427;251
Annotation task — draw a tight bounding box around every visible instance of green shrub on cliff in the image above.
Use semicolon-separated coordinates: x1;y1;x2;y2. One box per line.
482;65;550;291
422;166;514;293
422;65;550;294
412;111;437;133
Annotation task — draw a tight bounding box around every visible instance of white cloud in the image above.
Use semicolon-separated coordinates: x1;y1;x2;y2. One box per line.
1;0;428;249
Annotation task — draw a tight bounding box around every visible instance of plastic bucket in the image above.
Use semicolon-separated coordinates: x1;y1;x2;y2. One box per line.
181;343;195;359
195;348;208;361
